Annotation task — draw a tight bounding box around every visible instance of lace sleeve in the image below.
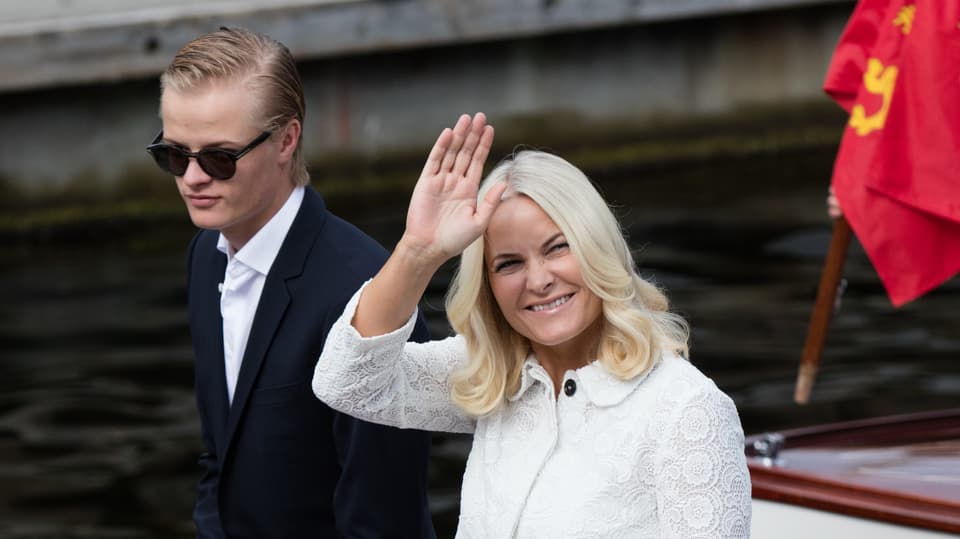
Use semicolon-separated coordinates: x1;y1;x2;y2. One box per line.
654;374;752;538
312;283;476;434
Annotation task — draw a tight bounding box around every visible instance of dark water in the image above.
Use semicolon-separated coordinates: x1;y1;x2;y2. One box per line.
1;145;957;538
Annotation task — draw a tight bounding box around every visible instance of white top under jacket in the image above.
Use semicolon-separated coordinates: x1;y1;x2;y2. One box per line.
217;186;304;404
313;284;752;538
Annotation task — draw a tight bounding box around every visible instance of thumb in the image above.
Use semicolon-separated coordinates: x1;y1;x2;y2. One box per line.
475;181;508;229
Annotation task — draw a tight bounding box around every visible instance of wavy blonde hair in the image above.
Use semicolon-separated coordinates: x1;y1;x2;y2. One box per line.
446;150;689;416
160;27;309;186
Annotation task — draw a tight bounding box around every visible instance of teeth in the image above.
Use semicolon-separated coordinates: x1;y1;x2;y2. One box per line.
530;295;571;312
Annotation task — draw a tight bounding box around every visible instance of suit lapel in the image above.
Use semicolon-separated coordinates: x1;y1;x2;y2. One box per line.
221;188;327;456
193;236;231;449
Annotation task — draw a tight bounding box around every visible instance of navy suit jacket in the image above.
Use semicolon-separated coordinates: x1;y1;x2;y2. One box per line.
187;187;435;538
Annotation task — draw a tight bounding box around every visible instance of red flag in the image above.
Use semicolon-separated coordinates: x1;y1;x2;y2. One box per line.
824;0;960;306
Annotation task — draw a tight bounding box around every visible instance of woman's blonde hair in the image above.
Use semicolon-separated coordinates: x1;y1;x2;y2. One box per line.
446;150;689;416
160;27;309;186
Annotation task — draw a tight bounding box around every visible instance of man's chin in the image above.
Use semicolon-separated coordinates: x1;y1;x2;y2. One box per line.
186;210;225;232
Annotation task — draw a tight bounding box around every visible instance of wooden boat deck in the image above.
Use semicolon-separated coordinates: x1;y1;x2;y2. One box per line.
746;409;960;534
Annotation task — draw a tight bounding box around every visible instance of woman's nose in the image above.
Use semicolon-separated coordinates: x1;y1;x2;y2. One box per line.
526;259;555;293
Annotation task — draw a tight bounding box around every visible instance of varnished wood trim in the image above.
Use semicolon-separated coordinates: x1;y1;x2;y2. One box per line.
750;463;960;533
747;409;960;533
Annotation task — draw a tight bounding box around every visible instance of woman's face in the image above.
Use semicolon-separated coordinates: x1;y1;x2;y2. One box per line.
484;195;603;359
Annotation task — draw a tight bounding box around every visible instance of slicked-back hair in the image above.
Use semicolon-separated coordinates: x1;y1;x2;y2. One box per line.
161;27;309;186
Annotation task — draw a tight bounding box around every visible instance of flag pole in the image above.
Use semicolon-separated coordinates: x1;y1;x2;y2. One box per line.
795;216;852;404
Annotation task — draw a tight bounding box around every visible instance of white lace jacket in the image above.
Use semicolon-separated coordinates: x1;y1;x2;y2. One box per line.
313;286;752;538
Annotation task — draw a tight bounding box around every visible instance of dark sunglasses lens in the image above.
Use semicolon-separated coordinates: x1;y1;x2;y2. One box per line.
149;146;189;176
167;148;190;176
198;150;237;180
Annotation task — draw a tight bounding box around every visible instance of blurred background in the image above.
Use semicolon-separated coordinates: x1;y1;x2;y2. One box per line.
1;0;957;537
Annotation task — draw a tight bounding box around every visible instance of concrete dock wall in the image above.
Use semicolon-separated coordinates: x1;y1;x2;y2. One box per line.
0;0;854;200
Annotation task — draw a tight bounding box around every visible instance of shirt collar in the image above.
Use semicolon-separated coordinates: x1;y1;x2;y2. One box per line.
216;186;305;275
507;350;671;407
507;355;541;403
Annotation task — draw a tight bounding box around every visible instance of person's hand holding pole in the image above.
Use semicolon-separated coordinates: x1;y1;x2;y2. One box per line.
795;186;851;404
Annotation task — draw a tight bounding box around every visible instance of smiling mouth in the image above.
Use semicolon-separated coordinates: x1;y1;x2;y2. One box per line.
528;294;573;312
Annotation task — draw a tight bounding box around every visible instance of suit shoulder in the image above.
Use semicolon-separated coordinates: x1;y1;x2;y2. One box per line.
188;229;220;255
315;211;391;269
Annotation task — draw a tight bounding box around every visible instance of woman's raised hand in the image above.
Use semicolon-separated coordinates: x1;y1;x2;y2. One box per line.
351;114;502;337
401;113;505;267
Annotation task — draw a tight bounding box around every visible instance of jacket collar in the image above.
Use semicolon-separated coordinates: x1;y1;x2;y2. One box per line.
216;186;304;276
221;187;326;455
507;351;669;407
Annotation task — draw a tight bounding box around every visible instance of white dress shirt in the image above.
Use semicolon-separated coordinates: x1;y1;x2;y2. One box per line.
313;283;752;538
218;186;304;404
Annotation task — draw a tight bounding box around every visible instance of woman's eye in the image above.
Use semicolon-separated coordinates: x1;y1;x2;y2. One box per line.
548;242;569;255
494;260;520;273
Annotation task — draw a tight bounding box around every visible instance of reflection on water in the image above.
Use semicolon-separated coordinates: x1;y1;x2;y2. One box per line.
1;146;957;538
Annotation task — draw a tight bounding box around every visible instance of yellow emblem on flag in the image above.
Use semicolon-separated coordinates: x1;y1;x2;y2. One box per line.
849;58;898;136
894;5;915;35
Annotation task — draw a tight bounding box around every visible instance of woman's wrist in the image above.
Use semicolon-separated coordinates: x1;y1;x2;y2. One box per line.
395;233;449;274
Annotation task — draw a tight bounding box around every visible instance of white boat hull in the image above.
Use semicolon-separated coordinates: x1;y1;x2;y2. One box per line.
752;499;959;538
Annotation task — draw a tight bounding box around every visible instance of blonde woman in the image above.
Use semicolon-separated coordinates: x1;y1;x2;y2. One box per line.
313;113;751;538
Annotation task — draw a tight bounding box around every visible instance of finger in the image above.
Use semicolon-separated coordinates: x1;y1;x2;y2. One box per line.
475;180;508;228
439;114;472;173
451;113;487;178
464;125;494;185
421;128;453;177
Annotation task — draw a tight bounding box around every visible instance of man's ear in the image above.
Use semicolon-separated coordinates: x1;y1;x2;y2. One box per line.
279;118;301;160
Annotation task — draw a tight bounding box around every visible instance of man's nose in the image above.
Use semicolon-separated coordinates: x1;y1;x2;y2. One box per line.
180;158;213;186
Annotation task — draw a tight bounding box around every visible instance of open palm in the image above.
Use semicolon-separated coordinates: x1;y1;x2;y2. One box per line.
404;113;504;265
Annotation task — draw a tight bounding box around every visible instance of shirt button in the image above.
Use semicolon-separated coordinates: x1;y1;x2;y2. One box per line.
563;379;576;396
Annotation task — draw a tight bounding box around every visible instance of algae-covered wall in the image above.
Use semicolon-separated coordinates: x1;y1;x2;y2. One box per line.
0;0;853;231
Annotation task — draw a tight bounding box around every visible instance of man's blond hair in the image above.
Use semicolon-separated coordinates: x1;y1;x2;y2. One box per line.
161;27;309;186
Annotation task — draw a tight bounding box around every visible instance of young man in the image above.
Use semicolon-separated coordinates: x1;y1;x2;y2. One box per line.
147;27;435;538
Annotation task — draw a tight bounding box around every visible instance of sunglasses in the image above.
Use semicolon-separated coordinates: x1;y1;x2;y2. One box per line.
146;130;272;180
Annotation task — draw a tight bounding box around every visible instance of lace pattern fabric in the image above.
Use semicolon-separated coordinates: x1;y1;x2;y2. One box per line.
313;284;751;537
